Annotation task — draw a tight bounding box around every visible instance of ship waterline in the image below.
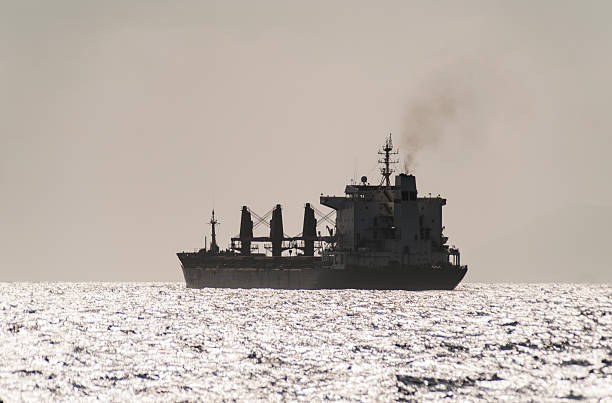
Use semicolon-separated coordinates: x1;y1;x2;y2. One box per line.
181;264;467;290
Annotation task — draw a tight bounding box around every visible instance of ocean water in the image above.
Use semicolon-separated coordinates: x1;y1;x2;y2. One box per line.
0;283;610;402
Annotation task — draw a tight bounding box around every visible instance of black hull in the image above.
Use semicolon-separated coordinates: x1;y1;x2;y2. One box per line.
178;254;467;290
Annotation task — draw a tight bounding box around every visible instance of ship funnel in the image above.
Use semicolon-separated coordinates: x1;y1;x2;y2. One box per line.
239;206;253;255
302;203;316;256
394;174;420;252
270;204;284;256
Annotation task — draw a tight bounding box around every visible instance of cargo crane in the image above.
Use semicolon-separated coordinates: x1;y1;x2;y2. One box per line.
230;203;335;257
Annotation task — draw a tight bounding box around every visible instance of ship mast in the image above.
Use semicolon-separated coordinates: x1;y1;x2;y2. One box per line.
378;133;398;187
209;210;220;254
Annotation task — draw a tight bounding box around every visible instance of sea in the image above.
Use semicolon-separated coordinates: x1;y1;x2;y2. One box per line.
0;283;610;402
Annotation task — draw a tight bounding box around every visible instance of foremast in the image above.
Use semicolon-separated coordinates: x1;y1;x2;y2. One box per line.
209;210;220;254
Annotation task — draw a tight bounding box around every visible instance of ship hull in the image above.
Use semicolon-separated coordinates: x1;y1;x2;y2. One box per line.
178;254;467;290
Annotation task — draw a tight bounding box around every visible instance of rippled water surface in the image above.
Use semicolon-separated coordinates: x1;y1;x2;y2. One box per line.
1;283;610;401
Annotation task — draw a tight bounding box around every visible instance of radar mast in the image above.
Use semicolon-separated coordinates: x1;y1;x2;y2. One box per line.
378;133;398;187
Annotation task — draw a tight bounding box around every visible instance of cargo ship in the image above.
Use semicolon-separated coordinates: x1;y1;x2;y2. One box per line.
177;135;467;290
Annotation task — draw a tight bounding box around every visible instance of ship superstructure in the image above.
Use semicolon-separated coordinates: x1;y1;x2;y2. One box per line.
177;135;467;289
321;135;460;270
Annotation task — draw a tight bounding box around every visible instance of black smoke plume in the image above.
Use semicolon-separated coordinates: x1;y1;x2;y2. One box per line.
400;77;477;172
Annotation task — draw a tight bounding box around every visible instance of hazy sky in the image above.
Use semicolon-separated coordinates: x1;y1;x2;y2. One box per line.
1;1;611;282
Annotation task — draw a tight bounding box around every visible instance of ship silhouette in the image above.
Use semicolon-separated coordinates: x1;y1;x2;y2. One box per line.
177;135;467;290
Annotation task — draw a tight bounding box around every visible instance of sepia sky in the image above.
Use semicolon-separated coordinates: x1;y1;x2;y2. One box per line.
1;1;611;282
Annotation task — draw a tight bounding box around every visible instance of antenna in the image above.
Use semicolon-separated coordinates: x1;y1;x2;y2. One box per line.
378;133;399;187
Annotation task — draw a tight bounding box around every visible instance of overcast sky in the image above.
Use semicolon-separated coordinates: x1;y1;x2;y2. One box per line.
1;1;610;282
